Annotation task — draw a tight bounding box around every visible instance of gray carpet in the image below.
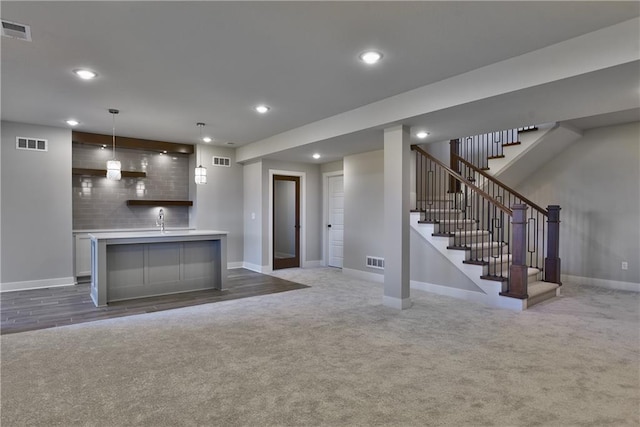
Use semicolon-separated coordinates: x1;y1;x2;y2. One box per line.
1;268;638;426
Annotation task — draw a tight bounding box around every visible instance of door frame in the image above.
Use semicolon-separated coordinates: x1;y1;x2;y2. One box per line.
322;170;344;267
272;175;300;270
268;169;306;272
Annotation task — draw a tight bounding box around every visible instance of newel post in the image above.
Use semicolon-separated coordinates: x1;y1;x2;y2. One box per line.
501;204;528;299
449;139;461;193
544;205;562;285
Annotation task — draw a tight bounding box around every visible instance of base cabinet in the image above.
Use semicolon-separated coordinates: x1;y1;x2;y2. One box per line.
89;230;227;306
74;233;92;277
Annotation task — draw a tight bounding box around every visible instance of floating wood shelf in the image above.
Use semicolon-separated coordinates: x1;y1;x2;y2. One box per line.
126;200;193;207
73;131;194;154
72;168;146;178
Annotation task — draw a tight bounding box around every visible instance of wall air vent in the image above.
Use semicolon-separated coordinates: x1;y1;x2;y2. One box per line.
16;137;47;152
212;156;231;167
1;20;32;41
366;256;385;270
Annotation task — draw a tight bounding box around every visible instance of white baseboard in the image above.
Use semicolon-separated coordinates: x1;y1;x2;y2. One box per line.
411;280;486;301
410;280;525;311
227;262;244;269
242;262;271;274
1;276;76;292
302;260;323;268
562;274;640;292
382;296;412;310
342;268;384;283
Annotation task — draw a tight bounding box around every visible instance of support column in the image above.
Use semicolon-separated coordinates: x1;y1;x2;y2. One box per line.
383;125;412;310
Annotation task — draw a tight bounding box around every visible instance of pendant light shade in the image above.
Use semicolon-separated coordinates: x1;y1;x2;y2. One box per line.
106;108;121;181
195;122;208;185
106;159;121;180
195;164;207;184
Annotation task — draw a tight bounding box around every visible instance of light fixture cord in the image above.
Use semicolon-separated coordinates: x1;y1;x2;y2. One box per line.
197;123;205;167
111;112;116;160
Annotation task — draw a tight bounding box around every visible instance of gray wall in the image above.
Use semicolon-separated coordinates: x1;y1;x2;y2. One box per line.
422;139;451;164
1;121;74;284
343;150;385;275
243;161;263;267
516;121;639;284
191;145;244;263
261;159;322;266
410;229;482;292
320;160;344;174
73;143;190;229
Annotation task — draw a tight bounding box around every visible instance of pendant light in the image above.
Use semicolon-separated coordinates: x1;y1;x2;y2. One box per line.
106;108;121;180
195;123;207;185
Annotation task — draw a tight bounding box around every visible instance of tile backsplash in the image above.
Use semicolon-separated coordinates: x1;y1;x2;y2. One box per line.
72;143;190;229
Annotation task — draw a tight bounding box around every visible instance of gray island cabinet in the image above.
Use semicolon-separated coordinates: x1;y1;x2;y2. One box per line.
89;230;227;307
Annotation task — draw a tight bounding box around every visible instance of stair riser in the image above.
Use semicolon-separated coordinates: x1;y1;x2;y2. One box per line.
483;265;510;278
417;200;458;209
450;234;490;246
526;288;558;308
423;211;464;221
436;223;477;233
468;245;509;259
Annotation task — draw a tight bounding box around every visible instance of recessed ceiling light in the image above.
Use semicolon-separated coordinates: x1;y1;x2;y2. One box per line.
202;136;212;143
359;50;383;65
73;69;98;80
416;131;429;139
312;153;321;160
66;119;79;126
255;105;270;114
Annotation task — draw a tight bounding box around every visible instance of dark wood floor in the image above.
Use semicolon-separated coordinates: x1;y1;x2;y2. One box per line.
1;269;309;335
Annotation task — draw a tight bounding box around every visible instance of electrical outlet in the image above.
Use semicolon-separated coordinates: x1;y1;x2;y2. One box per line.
621;261;628;271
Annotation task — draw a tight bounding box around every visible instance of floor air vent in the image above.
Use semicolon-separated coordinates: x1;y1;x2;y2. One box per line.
212;156;231;167
16;137;47;152
366;256;384;270
2;20;32;41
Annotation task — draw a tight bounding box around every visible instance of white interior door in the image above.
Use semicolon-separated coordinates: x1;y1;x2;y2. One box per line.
328;175;344;268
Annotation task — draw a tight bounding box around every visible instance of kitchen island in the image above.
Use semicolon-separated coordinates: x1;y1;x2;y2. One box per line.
89;230;227;307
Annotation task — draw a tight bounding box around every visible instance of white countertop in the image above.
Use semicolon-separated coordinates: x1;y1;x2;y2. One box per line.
74;227;194;234
89;229;228;240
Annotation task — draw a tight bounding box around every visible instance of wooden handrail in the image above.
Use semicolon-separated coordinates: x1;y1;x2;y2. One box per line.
452;154;548;216
411;145;512;216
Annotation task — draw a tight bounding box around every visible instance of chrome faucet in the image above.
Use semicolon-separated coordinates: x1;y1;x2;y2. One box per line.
156;208;165;232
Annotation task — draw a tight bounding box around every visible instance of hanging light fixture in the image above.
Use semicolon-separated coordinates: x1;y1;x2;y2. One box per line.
106;108;121;180
195;123;207;185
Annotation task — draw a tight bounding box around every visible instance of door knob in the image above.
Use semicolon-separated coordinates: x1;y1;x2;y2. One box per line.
327;224;332;228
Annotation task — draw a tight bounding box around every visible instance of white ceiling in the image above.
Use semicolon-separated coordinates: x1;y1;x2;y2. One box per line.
2;1;639;161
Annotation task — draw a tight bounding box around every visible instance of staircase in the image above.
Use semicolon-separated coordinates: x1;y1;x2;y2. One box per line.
411;132;562;311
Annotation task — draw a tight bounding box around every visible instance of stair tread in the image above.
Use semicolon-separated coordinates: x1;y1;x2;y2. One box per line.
480;274;507;282
454;230;490;237
527;267;541;276
527;281;559;298
423;208;463;213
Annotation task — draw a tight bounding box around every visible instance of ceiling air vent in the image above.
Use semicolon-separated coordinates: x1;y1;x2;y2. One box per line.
1;20;32;41
212;156;231;167
16;137;47;152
